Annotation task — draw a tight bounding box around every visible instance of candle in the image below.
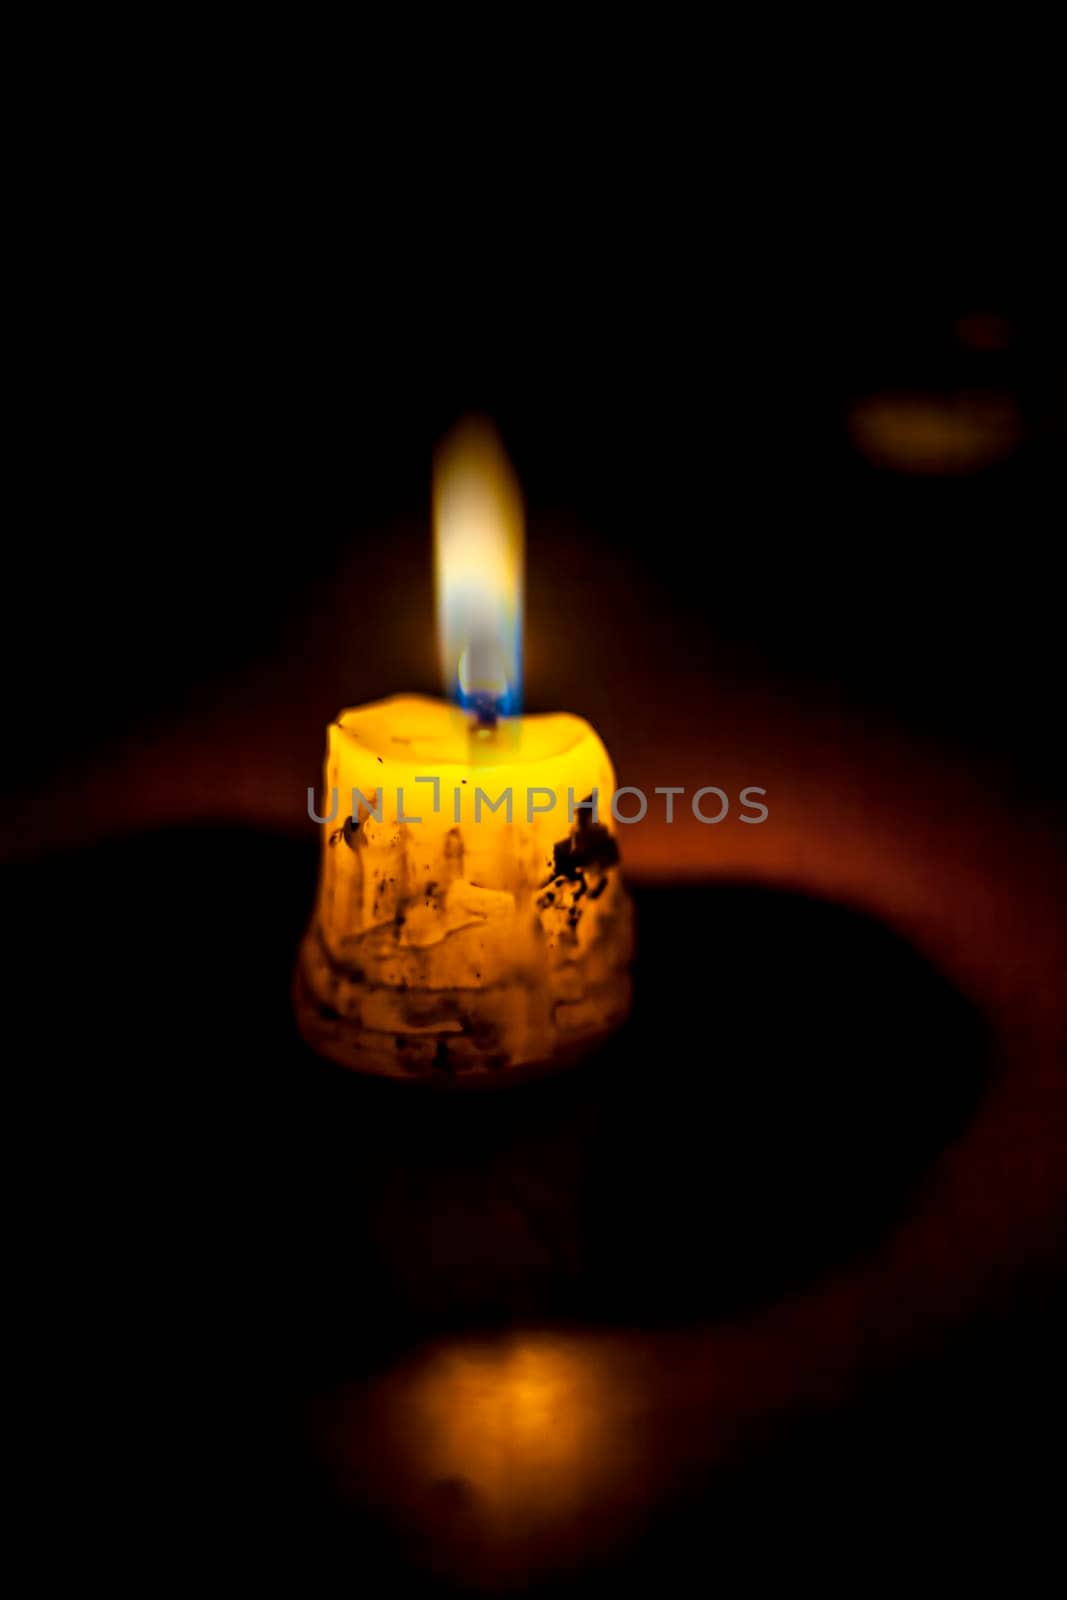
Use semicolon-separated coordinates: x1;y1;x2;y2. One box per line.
295;422;633;1081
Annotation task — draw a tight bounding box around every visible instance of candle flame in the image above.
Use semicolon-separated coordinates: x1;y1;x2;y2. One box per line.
434;418;524;717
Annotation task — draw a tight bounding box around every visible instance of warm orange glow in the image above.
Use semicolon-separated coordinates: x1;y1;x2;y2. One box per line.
848;390;1020;474
433;417;524;714
337;1333;659;1583
405;1340;604;1512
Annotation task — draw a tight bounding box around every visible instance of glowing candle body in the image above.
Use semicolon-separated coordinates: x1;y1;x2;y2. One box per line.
295;695;633;1080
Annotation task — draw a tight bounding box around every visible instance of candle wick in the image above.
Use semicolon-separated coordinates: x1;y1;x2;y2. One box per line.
469;693;499;732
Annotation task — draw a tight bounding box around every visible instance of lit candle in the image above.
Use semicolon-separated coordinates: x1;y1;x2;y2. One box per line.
295;421;633;1081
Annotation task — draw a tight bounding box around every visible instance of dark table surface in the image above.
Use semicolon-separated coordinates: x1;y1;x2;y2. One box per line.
11;826;1063;1591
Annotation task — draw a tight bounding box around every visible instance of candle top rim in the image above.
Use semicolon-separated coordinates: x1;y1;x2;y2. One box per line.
332;694;599;770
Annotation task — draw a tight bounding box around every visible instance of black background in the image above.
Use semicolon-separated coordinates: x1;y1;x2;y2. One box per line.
5;152;1065;1592
5;188;1064;794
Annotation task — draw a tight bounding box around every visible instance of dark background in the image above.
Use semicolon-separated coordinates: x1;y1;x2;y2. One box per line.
5;175;1065;1592
5;201;1064;798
